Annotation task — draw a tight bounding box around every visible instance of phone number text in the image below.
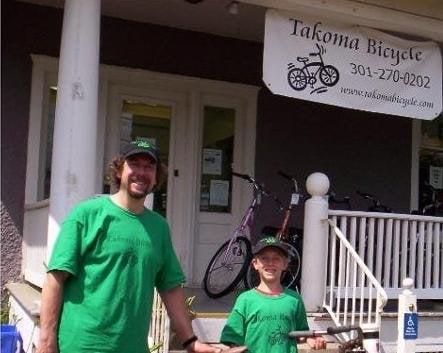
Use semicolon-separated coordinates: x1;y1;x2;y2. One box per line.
350;63;431;89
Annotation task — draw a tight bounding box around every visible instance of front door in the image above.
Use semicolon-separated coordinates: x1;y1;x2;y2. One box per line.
105;77;257;285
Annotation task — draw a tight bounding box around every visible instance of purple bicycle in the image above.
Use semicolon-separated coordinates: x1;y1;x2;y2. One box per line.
203;172;273;298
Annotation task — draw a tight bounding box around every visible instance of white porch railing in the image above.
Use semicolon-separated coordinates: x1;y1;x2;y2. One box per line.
324;219;388;332
329;210;443;299
23;200;49;288
149;289;170;353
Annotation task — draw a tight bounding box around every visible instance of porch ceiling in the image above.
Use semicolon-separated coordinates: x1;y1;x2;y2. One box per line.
18;0;443;42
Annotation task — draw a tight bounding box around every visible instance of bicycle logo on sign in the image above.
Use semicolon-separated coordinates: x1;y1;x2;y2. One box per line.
287;43;340;94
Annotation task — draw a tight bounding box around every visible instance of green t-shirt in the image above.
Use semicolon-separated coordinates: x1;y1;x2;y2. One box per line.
220;289;309;353
48;196;185;353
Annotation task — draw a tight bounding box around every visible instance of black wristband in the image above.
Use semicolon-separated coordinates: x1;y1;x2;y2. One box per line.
182;335;198;349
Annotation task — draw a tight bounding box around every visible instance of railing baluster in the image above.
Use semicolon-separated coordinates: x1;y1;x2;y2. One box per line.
425;221;433;288
392;220;401;288
329;216;338;309
409;220;417;281
384;219;393;287
350;217;357;248
359;267;365;327
368;218;375;273
417;221;425;289
433;222;441;288
351;256;357;326
401;220;409;281
375;218;384;282
344;247;350;325
336;238;345;320
359;217;367;264
440;223;443;288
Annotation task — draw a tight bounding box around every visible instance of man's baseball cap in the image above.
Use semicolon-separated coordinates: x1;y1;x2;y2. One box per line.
253;236;289;257
121;139;160;163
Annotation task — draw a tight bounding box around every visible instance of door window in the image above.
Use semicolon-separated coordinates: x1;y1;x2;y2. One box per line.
199;106;235;213
114;99;171;216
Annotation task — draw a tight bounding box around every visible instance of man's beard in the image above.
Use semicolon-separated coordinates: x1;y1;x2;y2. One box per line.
128;187;151;199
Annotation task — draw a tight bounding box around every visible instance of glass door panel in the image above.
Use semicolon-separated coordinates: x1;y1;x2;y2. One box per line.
117;99;171;216
199;106;235;213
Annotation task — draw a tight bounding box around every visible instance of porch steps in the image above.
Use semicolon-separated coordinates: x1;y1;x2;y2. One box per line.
6;283;443;352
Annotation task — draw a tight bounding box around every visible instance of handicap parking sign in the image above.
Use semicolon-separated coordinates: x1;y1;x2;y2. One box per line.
403;313;418;340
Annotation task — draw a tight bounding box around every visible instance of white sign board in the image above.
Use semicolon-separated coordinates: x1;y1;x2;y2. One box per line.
263;10;442;120
202;148;222;175
210;180;230;206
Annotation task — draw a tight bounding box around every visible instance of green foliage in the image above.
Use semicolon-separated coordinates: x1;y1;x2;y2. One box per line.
148;342;163;352
1;301;10;324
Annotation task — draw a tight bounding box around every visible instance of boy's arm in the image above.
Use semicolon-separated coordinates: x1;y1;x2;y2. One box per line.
220;303;245;347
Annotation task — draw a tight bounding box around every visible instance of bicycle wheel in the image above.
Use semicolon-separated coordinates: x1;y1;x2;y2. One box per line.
243;242;302;290
319;65;339;86
282;243;302;289
287;68;307;91
203;236;252;298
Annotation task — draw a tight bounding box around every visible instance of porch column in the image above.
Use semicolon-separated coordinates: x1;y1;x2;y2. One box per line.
47;0;101;261
301;172;330;311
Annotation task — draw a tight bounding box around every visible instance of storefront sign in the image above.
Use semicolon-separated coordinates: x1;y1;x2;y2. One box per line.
263;10;442;120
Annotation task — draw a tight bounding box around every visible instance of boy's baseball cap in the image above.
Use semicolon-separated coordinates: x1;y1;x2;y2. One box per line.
253;236;289;257
121;139;160;163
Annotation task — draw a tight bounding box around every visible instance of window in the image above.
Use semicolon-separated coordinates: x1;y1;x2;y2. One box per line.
199;106;235;213
418;114;443;214
37;80;57;201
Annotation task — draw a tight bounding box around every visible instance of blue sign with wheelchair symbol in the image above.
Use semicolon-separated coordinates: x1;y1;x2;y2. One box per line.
403;313;418;339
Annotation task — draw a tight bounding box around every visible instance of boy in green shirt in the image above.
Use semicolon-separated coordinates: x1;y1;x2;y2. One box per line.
220;237;326;353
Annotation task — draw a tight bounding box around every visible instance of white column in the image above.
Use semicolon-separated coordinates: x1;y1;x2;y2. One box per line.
397;278;418;353
47;0;101;261
301;172;330;311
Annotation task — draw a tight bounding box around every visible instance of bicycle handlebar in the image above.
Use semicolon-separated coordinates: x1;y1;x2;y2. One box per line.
356;190;392;212
288;330;321;338
288;325;362;338
232;171;283;209
277;170;300;193
232;171;253;183
326;325;362;335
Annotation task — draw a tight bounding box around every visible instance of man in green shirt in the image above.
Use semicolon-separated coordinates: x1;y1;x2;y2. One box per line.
37;140;219;353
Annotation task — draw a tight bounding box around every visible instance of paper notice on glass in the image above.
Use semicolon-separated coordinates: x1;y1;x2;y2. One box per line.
429;165;443;189
210;180;229;206
202;149;222;175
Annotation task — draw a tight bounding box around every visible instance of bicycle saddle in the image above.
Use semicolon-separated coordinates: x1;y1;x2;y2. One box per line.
297;57;309;63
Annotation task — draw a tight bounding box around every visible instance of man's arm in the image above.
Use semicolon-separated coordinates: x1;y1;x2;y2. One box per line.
36;270;70;353
159;286;220;353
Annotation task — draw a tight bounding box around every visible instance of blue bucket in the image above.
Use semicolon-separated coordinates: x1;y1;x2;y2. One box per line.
1;325;24;353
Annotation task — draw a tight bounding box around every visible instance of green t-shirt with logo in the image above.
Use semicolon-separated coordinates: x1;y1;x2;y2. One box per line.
220;289;309;353
48;196;185;353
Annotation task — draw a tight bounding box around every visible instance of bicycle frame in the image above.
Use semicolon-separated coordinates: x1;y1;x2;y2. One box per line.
222;185;261;264
276;171;300;240
203;172;271;298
